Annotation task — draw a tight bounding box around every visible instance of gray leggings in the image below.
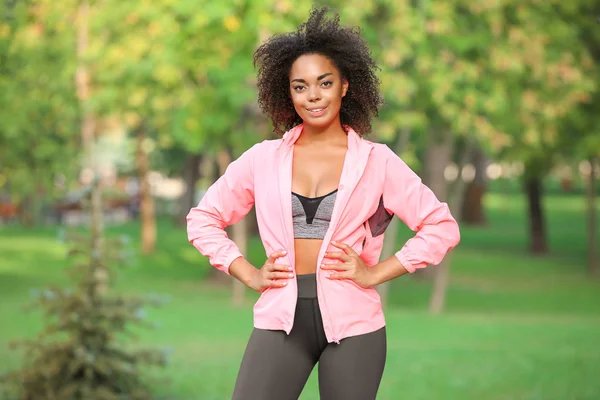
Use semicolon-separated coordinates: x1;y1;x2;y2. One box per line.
232;274;386;400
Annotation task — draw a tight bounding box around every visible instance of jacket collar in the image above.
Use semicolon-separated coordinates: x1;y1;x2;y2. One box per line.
279;124;304;147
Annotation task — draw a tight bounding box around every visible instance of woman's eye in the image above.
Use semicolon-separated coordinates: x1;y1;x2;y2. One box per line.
322;81;333;87
293;85;305;91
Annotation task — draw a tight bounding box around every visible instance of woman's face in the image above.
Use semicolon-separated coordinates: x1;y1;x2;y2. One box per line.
289;53;348;130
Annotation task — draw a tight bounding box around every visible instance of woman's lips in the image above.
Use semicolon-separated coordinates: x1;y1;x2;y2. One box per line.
306;106;327;117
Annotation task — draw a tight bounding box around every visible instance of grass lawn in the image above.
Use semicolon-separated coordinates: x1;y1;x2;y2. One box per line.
0;192;599;399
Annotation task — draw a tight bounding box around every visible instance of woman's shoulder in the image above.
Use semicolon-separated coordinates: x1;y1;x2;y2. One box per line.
248;138;282;158
237;138;283;166
242;138;281;155
363;139;397;161
364;140;414;175
257;138;283;150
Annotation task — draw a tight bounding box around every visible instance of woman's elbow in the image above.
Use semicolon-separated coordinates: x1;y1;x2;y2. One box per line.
186;207;209;244
448;219;461;249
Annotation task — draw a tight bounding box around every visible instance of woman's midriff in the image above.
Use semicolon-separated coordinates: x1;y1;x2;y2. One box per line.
294;238;324;275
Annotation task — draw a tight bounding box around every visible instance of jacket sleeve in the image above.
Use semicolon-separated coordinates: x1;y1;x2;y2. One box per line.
381;145;460;273
186;143;260;275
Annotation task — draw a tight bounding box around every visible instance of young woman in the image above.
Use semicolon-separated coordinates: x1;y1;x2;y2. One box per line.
187;7;460;400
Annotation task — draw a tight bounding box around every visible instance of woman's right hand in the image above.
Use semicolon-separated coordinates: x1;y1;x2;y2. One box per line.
249;250;294;292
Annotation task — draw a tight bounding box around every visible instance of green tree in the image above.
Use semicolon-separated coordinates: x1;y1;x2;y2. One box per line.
485;1;595;254
558;2;600;275
1;2;168;398
0;0;80;225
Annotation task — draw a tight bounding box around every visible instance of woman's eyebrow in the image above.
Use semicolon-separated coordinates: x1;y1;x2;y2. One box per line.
291;72;333;83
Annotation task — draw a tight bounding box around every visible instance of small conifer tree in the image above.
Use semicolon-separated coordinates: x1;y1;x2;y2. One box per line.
0;185;169;400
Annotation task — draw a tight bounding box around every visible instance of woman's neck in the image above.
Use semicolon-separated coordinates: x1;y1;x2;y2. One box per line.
296;120;347;146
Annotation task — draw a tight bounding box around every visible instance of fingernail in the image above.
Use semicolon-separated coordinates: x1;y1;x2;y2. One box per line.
288;273;293;278
282;250;287;255
282;281;287;285
288;266;293;271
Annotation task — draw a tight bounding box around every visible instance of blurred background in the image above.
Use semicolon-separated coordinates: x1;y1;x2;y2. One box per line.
0;0;599;399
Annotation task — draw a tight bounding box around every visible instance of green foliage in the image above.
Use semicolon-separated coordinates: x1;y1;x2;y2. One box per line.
0;0;80;207
3;0;596;184
557;0;600;162
0;196;169;400
320;1;597;179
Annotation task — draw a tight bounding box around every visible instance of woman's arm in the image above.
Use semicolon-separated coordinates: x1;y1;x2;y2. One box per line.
186;143;261;275
380;145;461;274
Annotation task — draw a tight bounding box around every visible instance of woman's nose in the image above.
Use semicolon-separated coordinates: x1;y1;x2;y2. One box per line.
308;87;321;102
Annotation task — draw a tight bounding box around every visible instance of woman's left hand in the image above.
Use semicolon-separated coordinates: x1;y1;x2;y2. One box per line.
321;241;375;288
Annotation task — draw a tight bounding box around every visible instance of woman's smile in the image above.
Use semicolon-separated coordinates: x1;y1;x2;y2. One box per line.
306;106;328;117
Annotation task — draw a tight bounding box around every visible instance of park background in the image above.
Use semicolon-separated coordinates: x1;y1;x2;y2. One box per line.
1;0;599;399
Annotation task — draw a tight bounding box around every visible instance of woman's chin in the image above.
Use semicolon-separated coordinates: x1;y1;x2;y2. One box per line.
301;115;336;129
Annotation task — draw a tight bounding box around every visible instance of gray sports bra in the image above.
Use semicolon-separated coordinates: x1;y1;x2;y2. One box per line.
292;189;338;239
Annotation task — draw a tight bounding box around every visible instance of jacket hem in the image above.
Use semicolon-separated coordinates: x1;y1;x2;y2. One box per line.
253;314;386;342
254;319;291;334
335;315;387;342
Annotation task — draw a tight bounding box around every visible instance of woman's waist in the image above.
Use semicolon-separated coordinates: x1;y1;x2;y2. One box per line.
262;232;378;272
294;238;323;274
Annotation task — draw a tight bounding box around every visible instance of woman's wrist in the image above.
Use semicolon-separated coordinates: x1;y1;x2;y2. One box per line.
369;256;408;287
229;257;259;289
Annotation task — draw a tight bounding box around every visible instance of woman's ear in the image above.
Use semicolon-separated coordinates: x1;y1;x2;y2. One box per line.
342;79;349;97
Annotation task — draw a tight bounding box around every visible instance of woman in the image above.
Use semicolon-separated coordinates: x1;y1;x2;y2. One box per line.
187;7;460;400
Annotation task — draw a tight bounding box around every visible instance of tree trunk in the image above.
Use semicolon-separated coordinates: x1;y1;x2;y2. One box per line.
461;144;487;225
175;153;202;226
376;217;400;305
76;0;106;297
17;195;34;227
524;174;547;254
206;150;237;286
376;129;410;306
215;149;250;303
588;157;598;275
429;256;451;314
416;131;452;283
424;130;453;312
231;216;248;306
136;124;156;255
429;135;475;314
208;148;249;301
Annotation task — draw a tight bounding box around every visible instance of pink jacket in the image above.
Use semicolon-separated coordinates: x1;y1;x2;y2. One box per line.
187;125;460;343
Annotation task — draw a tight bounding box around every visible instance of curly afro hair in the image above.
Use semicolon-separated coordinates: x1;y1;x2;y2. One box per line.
253;6;383;136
